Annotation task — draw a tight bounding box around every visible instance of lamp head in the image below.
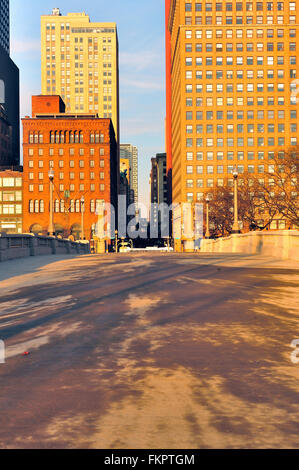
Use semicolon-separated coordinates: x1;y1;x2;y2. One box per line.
48;169;54;181
233;167;239;179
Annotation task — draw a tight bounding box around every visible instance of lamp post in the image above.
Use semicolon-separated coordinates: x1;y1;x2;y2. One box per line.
80;196;85;240
115;229;118;253
232;167;240;234
48;169;54;237
205;196;211;239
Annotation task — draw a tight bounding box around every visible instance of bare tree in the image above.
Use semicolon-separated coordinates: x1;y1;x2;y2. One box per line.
258;147;299;228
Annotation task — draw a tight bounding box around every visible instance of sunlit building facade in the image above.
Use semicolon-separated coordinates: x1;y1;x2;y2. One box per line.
41;8;119;142
166;0;299;250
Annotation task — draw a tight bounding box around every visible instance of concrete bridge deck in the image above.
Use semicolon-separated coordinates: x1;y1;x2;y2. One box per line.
0;253;298;449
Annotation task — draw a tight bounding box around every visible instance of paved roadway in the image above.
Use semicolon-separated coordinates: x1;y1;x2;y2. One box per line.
0;252;298;449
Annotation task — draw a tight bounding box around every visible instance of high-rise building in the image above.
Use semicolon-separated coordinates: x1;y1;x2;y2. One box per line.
150;153;168;238
120;144;138;205
0;104;12;165
166;0;299;250
0;0;20;166
22;95;118;241
41;8;119;142
0;0;9;54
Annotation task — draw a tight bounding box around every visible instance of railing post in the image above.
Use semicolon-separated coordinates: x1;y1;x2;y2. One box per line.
50;238;57;254
29;236;37;257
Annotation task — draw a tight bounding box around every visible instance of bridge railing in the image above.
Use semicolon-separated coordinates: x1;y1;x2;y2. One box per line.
0;234;90;263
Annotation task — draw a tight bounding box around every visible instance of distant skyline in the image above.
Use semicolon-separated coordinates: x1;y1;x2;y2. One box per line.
10;0;166;209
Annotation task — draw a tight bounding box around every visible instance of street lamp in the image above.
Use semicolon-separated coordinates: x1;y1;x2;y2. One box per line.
205;196;211;239
80;196;85;240
232;166;240;234
48;169;54;237
115;229;118;253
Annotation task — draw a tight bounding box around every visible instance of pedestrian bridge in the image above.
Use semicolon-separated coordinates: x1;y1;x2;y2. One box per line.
0;234;90;263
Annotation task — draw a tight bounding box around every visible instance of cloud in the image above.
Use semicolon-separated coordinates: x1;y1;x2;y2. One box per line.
120;50;164;71
121;77;165;92
121;118;164;138
11;39;41;54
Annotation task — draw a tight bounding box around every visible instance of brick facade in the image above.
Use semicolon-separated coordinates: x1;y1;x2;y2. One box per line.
22;96;118;240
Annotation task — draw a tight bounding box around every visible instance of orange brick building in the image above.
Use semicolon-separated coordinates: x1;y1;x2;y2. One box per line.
22;95;118;240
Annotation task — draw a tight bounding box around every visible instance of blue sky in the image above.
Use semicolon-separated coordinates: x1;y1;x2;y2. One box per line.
10;0;166;208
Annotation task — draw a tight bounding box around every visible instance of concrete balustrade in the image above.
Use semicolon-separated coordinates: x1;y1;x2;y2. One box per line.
200;230;299;261
0;234;90;262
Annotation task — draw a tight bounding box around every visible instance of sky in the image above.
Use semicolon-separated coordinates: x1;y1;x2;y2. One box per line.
10;0;166;209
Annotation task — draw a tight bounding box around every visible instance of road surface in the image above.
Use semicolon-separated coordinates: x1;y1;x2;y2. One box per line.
0;253;298;449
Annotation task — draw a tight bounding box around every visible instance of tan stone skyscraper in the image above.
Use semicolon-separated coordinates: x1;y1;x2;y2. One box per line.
166;0;299;250
41;8;119;141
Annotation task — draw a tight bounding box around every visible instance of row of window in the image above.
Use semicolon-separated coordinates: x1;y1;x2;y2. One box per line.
185;2;296;12
0;178;22;188
186;178;297;187
0;191;22;202
185;150;293;161
28;131;106;144
0;204;22;215
185;69;297;80
28;199;106;214
186;42;296;52
186;110;297;120
27;184;105;193
186;83;296;93
185;137;298;147
186;56;296;66
27;147;106;157
185;28;296;39
185;123;297;133
28;172;106;180
28;160;105;168
185;96;297;106
184;15;297;25
186;164;297;174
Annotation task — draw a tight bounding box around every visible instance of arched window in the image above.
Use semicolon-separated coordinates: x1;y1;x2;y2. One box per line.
60;131;65;144
74;131;79;143
29;200;34;213
60;199;65;213
55;200;60;213
34;200;39;213
69;131;74;143
95;132;99;143
90;132;95;144
75;200;80;213
29;132;34;144
55;131;59;144
39;133;43;143
70;200;75;213
40;200;45;213
100;133;104;143
79;131;83;143
50;131;55;144
34;132;39;144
